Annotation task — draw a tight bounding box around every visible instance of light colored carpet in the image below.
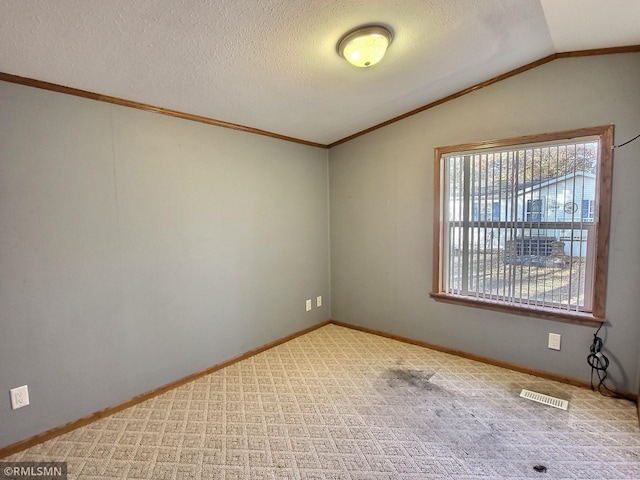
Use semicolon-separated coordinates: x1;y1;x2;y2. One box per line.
5;324;640;479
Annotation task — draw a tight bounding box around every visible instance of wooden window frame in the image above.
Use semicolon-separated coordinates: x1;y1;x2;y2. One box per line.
430;125;614;327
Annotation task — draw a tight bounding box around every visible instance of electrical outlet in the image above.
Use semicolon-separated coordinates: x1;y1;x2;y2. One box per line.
316;296;322;307
10;385;30;410
548;333;561;351
305;299;312;312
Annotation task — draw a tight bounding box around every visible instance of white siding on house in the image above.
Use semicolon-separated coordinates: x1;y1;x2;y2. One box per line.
516;172;596;256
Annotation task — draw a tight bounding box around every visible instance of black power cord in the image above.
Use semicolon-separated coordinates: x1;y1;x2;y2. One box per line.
586;324;631;400
613;132;640;149
587;324;611;395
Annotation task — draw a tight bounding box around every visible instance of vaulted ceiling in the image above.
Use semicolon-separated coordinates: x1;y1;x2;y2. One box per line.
1;1;638;146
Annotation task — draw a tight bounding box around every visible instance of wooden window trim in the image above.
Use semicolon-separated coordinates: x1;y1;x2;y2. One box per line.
430;125;613;327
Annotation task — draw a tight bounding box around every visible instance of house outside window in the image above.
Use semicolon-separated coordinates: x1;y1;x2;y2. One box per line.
431;126;613;325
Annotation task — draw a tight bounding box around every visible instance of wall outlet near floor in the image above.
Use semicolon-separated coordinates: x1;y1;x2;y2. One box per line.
305;299;312;312
548;333;561;351
316;296;322;308
10;385;30;410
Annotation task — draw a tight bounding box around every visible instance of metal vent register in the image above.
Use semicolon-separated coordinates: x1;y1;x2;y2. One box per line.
520;389;569;410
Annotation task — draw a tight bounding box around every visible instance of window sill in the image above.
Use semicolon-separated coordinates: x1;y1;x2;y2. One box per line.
429;292;605;327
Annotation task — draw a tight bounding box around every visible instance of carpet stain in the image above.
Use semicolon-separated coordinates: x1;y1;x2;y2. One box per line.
385;368;436;390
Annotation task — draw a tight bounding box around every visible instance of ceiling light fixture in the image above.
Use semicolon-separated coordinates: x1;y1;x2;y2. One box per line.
337;25;393;68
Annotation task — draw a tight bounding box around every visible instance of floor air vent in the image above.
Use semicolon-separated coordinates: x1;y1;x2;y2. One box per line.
520;389;569;410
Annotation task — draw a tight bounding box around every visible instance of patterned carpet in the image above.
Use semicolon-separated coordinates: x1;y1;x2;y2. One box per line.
4;324;640;479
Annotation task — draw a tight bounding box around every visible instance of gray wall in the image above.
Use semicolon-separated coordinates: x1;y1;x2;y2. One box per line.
0;81;330;449
330;53;640;394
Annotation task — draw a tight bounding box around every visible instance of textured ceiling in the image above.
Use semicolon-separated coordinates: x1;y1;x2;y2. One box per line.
1;0;639;146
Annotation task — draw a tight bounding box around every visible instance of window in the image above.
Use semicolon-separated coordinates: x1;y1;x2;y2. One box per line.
582;199;595;222
526;198;544;222
431;126;613;325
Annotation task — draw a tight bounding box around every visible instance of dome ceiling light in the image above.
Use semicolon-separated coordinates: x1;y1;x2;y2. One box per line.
337;25;393;68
